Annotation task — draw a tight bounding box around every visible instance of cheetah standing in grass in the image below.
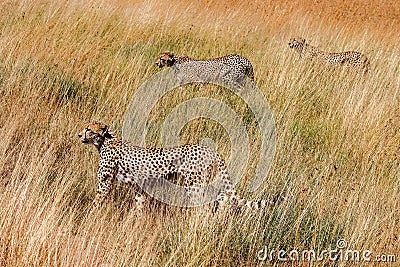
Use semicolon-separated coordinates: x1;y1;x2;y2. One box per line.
78;121;273;213
156;51;255;80
289;37;370;73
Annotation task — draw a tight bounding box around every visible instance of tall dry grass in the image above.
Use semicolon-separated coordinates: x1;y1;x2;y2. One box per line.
0;0;399;266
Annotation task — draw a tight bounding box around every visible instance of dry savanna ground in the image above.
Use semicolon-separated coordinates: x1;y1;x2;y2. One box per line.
0;0;399;266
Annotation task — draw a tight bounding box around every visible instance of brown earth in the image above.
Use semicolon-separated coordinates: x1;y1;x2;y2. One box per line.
113;0;400;39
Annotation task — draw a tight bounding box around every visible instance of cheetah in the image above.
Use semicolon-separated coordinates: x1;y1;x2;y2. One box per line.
156;51;255;80
288;37;370;73
78;121;273;213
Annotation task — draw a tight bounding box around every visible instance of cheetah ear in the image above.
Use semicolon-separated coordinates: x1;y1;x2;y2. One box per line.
104;131;113;139
100;125;113;138
166;56;176;67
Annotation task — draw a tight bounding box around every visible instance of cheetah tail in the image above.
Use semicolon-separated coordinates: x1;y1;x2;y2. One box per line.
228;194;283;210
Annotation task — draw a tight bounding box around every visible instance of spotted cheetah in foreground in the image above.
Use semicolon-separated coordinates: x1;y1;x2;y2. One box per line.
78;121;273;213
156;51;255;80
289;37;370;73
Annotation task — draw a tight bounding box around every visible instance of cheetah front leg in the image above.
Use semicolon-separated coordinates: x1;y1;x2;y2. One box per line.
93;158;117;207
94;176;114;206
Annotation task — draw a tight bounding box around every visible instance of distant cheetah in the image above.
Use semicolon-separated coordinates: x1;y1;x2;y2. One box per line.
156;51;255;80
289;37;370;73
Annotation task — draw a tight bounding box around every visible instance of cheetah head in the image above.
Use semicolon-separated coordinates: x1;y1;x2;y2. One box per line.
289;37;306;49
78;121;114;148
156;51;176;68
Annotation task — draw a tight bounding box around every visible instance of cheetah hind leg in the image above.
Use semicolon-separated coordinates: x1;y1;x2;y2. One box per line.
134;193;146;215
212;191;235;214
